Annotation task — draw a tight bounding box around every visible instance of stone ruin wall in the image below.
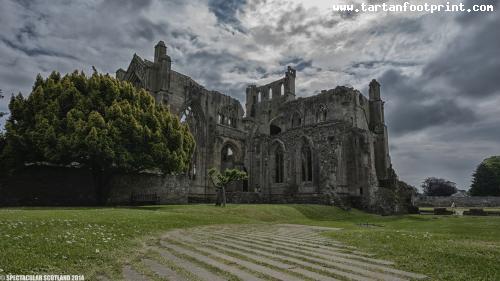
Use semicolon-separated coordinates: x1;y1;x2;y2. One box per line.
114;41;409;213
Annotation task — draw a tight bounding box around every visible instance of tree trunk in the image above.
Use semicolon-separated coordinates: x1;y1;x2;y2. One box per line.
215;187;222;206
222;185;226;207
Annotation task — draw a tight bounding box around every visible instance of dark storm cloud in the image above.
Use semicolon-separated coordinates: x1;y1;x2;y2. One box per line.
455;0;498;24
100;0;154;12
372;7;500;189
208;0;247;31
367;16;423;35
275;5;338;37
129;18;169;42
438;119;500;143
1;37;78;60
279;57;313;71
388;96;478;135
173;48;264;101
423;15;500;98
376;8;499;136
379;67;480;136
350;60;418;70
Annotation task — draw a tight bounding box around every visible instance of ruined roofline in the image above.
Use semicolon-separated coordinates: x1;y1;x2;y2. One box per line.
246;66;296;90
118;43;241;106
281;85;365;105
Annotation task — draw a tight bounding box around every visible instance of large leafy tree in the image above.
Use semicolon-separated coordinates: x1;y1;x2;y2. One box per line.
1;71;195;204
421;177;457;196
469;156;500;196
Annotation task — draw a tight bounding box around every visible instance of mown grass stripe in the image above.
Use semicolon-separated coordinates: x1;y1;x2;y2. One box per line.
159;241;244;280
207;234;374;281
209;227;353;250
229;230;359;251
221;229;355;250
233;233;425;280
142;258;187;281
204;237;344;281
218;233;410;281
230;231;394;265
160;238;266;281
167;232;306;281
185;233;322;281
122;265;151;281
146;248;206;281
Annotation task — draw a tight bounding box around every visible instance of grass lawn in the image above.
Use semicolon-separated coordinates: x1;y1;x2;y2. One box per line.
1;204;499;280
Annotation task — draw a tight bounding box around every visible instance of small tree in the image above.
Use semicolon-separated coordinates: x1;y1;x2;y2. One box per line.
1;71;195;204
469;156;500;196
208;167;248;207
422;177;457;196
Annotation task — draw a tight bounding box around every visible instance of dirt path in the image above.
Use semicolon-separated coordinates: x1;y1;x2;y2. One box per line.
120;224;427;281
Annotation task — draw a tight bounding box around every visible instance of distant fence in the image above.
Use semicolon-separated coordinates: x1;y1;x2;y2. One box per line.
414;195;500;207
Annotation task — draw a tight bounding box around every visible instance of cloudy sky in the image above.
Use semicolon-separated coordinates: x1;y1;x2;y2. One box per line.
0;0;498;190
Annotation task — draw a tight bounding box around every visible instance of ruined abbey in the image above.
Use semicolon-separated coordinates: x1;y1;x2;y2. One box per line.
116;41;411;213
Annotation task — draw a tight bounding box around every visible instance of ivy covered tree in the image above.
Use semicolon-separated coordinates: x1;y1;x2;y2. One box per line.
208;168;248;207
1;71;195;204
469;156;500;196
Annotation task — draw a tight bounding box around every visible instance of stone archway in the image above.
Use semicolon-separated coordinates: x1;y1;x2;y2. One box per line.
179;100;206;193
220;141;241;171
220;141;245;192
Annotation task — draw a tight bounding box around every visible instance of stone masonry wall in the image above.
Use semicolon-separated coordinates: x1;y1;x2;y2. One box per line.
414;195;500;207
0;165;189;206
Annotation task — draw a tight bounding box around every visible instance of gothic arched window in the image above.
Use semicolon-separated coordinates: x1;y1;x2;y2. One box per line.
291;112;301;128
274;147;284;183
301;143;313;182
317;104;327;122
222;145;234;162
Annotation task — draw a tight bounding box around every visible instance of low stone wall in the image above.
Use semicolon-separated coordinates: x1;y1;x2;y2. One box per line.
188;192;325;204
265;193;328;204
414;195;500;207
108;173;188;205
0;165;189;206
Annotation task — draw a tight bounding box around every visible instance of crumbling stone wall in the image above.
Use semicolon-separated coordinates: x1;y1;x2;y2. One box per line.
0;165;189;206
